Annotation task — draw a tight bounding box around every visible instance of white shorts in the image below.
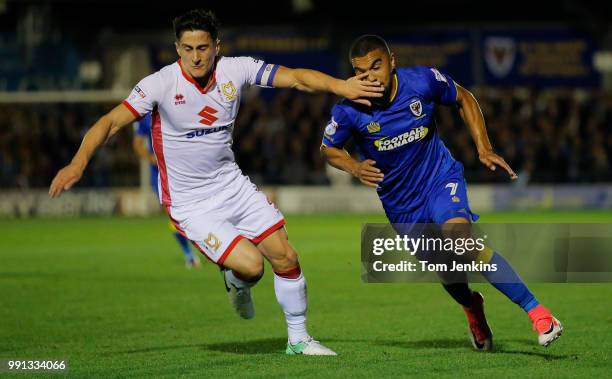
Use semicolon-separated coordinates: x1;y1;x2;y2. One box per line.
166;174;285;265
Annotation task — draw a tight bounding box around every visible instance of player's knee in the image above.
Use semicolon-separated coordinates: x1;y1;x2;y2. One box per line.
442;217;471;238
240;258;264;281
229;247;264;281
270;246;299;272
442;218;479;261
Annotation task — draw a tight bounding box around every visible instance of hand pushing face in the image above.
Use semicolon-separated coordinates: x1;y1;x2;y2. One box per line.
351;48;395;106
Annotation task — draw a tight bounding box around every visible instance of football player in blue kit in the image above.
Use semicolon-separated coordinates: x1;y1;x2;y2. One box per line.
321;35;562;350
133;114;200;269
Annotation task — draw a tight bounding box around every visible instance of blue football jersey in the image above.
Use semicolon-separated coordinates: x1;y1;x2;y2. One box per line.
133;113;153;155
132;113;159;192
322;66;460;213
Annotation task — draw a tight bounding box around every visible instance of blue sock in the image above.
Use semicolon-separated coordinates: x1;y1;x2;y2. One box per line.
174;232;193;259
481;252;539;312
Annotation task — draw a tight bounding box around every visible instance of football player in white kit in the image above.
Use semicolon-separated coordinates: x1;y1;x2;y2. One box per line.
49;9;384;355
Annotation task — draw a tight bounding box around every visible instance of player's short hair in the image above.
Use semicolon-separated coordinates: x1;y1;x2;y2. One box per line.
349;35;390;60
173;9;220;41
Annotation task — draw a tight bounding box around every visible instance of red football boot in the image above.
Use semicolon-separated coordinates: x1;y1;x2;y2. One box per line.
463;292;493;351
528;305;563;347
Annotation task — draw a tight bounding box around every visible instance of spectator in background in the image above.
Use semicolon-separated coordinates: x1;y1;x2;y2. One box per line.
0;89;611;188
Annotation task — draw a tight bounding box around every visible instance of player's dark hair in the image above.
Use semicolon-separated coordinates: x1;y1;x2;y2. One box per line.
349;34;390;60
173;9;220;40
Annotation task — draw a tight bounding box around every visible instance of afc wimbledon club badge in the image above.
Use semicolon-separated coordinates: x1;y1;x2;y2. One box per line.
484;36;516;78
409;100;422;117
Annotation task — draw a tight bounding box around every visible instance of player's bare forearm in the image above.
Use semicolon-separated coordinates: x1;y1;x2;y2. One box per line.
278;68;335;93
273;67;384;106
320;145;383;188
320;145;359;175
71;116;113;169
455;85;492;155
49;103;136;197
455;84;517;179
71;105;133;167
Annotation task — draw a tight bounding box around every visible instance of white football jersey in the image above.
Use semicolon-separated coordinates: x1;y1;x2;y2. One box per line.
123;56;279;206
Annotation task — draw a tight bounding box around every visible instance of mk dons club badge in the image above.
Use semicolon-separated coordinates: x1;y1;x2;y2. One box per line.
221;81;237;101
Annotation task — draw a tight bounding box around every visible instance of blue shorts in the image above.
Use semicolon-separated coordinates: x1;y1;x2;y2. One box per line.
385;165;479;225
385;166;478;265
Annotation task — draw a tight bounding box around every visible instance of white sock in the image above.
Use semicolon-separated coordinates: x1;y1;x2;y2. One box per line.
225;269;257;289
274;272;308;344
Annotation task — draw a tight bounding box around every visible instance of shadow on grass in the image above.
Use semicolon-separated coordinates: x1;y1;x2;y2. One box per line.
109;338;286;355
371;338;575;360
202;338;286;354
109;337;576;360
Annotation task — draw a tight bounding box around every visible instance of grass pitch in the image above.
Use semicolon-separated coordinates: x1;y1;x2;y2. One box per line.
1;211;611;377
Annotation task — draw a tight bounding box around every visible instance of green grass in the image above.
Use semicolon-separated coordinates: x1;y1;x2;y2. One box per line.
1;211;611;378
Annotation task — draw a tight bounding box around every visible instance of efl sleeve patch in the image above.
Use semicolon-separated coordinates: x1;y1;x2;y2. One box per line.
125;72;163;116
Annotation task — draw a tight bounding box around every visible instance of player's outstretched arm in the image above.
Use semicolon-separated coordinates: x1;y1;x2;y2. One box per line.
272;68;384;106
49;103;137;197
455;84;518;180
320;145;383;188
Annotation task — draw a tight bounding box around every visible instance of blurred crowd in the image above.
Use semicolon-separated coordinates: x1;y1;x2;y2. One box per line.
0;103;137;188
441;88;612;183
0;87;610;189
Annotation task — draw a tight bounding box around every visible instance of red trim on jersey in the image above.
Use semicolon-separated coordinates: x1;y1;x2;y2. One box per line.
122;100;141;118
218;235;245;266
177;58;217;94
151;107;171;205
251;219;286;245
